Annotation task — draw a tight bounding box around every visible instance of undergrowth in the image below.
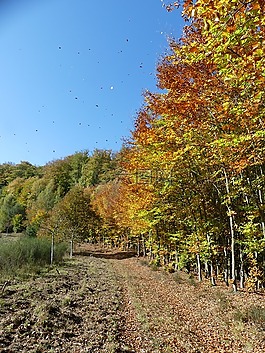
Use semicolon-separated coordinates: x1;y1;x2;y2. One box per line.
0;236;67;278
234;305;265;330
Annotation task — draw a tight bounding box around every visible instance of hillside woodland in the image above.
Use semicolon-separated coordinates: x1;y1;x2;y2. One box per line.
1;0;265;293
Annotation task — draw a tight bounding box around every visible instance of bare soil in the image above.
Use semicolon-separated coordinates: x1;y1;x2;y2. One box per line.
1;244;265;352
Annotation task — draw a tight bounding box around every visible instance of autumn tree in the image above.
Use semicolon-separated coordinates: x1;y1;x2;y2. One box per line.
48;186;100;257
116;0;265;289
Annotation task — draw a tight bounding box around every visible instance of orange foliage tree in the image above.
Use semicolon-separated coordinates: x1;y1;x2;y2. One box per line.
117;0;265;289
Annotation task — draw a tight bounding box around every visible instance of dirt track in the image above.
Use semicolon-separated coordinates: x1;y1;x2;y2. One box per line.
1;245;265;352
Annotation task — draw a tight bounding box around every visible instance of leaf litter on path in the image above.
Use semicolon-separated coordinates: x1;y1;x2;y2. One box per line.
1;246;265;352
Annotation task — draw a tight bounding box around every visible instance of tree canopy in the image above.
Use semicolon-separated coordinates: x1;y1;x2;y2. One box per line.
1;1;265;291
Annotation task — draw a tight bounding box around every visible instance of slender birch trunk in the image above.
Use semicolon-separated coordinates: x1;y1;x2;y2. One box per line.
210;261;216;286
204;261;209;279
175;249;179;271
224;247;229;286
142;234;146;257
224;170;237;292
206;233;216;286
259;166;265;236
197;253;202;282
148;230;153;260
50;231;54;266
137;236;140;257
70;233;74;258
239;247;244;289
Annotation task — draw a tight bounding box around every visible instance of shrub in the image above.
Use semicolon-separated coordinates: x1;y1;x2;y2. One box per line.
25;224;39;237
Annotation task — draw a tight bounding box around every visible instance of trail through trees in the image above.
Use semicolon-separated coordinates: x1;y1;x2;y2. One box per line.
2;246;265;353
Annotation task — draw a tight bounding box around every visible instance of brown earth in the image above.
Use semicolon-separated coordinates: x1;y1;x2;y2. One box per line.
1;244;265;352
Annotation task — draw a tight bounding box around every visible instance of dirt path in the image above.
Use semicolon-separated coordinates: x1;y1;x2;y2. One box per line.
1;246;265;352
112;257;265;353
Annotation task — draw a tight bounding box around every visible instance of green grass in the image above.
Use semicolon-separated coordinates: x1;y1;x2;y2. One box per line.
234;304;265;330
0;236;67;278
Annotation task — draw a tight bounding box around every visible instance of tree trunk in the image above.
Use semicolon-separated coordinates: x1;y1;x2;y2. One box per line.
210;261;216;286
175;248;179;271
197;253;202;282
142;234;146;257
70;234;74;258
137;237;140;257
258;188;265;237
224;247;229;286
51;232;54;266
229;214;237;292
206;233;215;285
224;170;237;292
204;261;209;279
148;230;153;260
259;167;265;237
239;247;244;289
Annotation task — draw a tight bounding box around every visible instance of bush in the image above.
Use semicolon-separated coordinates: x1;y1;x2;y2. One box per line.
25;224;39;237
0;236;67;277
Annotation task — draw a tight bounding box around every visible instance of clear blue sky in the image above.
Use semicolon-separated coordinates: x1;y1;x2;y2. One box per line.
0;0;184;166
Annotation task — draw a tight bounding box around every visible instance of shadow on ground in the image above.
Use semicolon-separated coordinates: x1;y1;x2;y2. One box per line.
75;250;137;260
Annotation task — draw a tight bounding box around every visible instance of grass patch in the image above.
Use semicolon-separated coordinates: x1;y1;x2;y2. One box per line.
133;298;150;331
234;305;265;330
214;289;230;310
172;271;185;284
0;236;67;278
148;259;160;271
187;273;198;287
139;259;149;267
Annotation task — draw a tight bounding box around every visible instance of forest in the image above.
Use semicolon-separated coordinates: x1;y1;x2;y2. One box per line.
1;0;265;294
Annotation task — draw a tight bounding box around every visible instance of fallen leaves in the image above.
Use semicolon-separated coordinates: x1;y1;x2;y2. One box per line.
1;247;265;352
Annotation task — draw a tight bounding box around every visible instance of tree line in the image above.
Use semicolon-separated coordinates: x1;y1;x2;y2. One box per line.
0;150;118;241
1;0;264;291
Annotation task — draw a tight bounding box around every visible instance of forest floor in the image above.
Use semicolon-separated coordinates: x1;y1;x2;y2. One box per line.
1;244;265;353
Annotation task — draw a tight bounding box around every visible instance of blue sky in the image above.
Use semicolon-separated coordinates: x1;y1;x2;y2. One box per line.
0;0;184;166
